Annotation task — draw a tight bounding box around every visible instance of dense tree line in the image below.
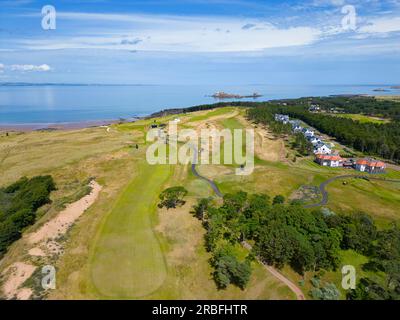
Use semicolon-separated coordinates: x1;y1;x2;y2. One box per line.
192;192;400;299
247;104;400;163
0;176;56;256
270;96;400;121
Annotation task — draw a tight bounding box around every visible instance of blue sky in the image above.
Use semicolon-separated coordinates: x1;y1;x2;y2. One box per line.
0;0;400;84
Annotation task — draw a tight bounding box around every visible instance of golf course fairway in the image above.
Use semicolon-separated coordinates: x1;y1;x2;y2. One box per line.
89;162;172;298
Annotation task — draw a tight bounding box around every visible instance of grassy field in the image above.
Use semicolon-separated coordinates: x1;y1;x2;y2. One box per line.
1;106;399;300
326;113;390;124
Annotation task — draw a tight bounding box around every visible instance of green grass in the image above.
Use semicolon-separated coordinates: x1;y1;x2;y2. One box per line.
326;178;400;227
89;162;172;299
220;117;244;130
187;107;236;122
327;113;390;124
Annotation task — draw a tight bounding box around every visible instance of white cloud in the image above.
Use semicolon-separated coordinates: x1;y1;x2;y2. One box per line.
10;64;51;72
0;63;4;73
16;12;322;52
358;16;400;34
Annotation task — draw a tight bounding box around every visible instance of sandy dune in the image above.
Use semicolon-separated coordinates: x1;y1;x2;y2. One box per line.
28;181;102;244
2;262;36;300
1;181;102;300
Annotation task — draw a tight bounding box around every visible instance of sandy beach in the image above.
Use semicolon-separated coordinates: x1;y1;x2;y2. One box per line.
0;119;128;132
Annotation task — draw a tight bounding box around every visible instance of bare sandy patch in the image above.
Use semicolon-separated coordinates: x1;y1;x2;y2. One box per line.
2;262;36;300
28;247;46;257
17;288;33;300
28;181;102;244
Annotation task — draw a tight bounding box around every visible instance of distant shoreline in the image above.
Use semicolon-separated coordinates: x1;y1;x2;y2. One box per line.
0;119;125;132
1;93;398;132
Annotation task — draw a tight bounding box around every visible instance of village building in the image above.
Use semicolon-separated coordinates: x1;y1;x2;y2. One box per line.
275;114;289;124
314;142;332;155
309;104;321;112
307;135;321;145
355;159;386;173
293;124;303;132
302;128;314;137
315;154;343;167
342;159;355;169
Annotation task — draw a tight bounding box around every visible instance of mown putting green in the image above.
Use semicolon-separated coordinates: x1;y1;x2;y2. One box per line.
89;162;172;298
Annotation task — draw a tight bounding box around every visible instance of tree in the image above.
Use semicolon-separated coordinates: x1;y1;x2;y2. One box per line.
192;198;211;221
158;186;188;209
347;278;390;300
255;224;295;268
211;248;252;290
272;195;285;205
0;175;56;255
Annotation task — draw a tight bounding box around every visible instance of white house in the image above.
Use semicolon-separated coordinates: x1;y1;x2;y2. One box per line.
293;125;303;132
355;159;386;173
308;136;321;145
275;114;290;124
314;142;332;155
302;128;314;137
315;154;343;167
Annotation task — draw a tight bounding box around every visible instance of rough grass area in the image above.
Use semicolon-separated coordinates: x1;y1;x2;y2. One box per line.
326;113;390;124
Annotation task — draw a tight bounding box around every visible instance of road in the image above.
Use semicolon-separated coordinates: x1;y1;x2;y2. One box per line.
304;174;400;209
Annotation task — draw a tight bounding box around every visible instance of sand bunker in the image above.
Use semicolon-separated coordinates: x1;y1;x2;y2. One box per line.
28;181;102;244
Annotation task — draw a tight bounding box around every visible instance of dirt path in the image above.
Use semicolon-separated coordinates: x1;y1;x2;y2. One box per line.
242;241;305;300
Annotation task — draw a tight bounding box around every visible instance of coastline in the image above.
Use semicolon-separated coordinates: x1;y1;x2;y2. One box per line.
1;93;398;133
0;119;123;132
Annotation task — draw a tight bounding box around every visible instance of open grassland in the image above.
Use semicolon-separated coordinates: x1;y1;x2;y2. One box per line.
326;113;390;124
1;106;399;300
326;178;400;228
375;95;400;102
0;127;135;186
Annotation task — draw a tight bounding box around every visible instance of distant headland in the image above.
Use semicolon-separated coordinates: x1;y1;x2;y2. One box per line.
210;91;262;99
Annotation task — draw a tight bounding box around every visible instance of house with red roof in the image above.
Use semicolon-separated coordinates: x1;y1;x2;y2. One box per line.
355;159;386;173
315;154;344;167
